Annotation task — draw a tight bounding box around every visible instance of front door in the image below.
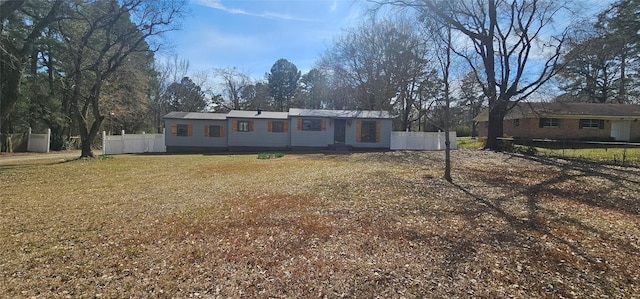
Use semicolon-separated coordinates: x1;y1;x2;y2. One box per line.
611;120;631;141
334;119;346;143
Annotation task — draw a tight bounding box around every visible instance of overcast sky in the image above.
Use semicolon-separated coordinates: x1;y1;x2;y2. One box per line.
161;0;366;81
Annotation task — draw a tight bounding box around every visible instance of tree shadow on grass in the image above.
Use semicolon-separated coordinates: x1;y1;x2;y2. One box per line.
440;153;640;296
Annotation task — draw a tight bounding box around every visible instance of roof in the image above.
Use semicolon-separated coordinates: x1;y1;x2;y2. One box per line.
475;102;640;121
226;110;289;119
289;108;395;119
163;112;227;120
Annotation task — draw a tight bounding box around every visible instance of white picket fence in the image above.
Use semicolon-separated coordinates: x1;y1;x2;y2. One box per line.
102;130;165;155
27;128;51;153
390;131;457;151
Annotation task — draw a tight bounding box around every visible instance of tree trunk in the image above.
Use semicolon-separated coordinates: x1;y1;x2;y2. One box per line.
485;100;507;151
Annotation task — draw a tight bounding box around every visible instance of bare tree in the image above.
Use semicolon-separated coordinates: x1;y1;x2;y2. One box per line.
374;0;573;150
319;15;433;130
215;67;252;110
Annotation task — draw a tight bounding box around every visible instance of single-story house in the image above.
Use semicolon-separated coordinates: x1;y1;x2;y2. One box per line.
474;102;640;141
163;108;395;152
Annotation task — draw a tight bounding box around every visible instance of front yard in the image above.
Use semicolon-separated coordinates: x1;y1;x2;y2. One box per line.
1;150;638;297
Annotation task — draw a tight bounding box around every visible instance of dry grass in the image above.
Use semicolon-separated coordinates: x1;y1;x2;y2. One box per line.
1;150;639;298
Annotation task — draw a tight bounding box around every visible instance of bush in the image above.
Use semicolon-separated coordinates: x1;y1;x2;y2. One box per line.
257;152;285;159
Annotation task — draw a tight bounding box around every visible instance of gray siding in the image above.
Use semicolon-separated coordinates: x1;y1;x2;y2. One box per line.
347;119;393;148
165;119;228;149
290;117;333;147
228;118;290;148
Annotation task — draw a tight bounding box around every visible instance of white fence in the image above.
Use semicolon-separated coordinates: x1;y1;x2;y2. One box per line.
27;128;51;153
390;131;457;151
102;130;165;155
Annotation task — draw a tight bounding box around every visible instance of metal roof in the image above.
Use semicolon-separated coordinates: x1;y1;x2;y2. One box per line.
226;110;289;119
163;112;227;120
289;108;395;119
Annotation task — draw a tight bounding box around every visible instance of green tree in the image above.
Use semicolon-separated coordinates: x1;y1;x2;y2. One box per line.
164;77;207;112
297;68;329;109
0;0;64;135
242;82;272;111
458;71;485;137
56;0;185;158
268;58;300;112
558;0;640;104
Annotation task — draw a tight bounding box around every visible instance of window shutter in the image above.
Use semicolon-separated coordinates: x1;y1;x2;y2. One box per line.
539;118;544;128
232;120;238;131
356;120;362;142
375;121;381;142
219;125;225;137
599;120;604;129
187;124;193;136
297;118;303;130
249;120;254;132
204;125;209;136
283;121;289;132
321;119;326;131
171;124;177;135
268;120;272;132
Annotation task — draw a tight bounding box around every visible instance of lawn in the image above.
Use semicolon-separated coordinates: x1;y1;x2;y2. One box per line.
457;137;640;165
1;150;639;297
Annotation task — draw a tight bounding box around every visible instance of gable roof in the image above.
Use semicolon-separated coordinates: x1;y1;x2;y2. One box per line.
226;110;289;119
475;102;640;121
289;108;395;119
163;112;227;120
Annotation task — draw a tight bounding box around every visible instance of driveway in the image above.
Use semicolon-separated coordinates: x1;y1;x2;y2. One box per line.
0;150;82;164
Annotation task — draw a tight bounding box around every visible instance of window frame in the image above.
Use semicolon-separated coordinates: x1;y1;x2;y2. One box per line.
237;120;250;132
208;125;221;137
360;120;378;143
271;121;285;132
176;124;189;136
579;119;604;129
540;118;560;128
302;119;322;131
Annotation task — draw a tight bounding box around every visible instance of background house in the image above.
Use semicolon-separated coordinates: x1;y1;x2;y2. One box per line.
475;102;640;141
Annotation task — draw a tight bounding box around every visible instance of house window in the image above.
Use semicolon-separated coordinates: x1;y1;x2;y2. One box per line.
176;124;190;136
513;119;520;127
579;119;604;129
302;119;322;131
540;118;560;128
270;121;286;132
238;121;250;132
360;121;377;142
208;125;221;137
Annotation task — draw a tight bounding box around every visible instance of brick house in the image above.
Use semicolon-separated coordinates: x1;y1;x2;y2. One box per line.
475;102;640;141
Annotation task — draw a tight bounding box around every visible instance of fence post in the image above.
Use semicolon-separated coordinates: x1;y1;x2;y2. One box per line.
142;131;147;152
102;131;106;155
121;130;126;154
27;127;32;152
46;128;51;153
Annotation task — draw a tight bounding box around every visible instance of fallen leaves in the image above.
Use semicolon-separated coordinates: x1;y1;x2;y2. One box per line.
0;150;639;297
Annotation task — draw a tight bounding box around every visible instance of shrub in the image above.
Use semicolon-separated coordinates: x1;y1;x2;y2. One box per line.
257;152;285;159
